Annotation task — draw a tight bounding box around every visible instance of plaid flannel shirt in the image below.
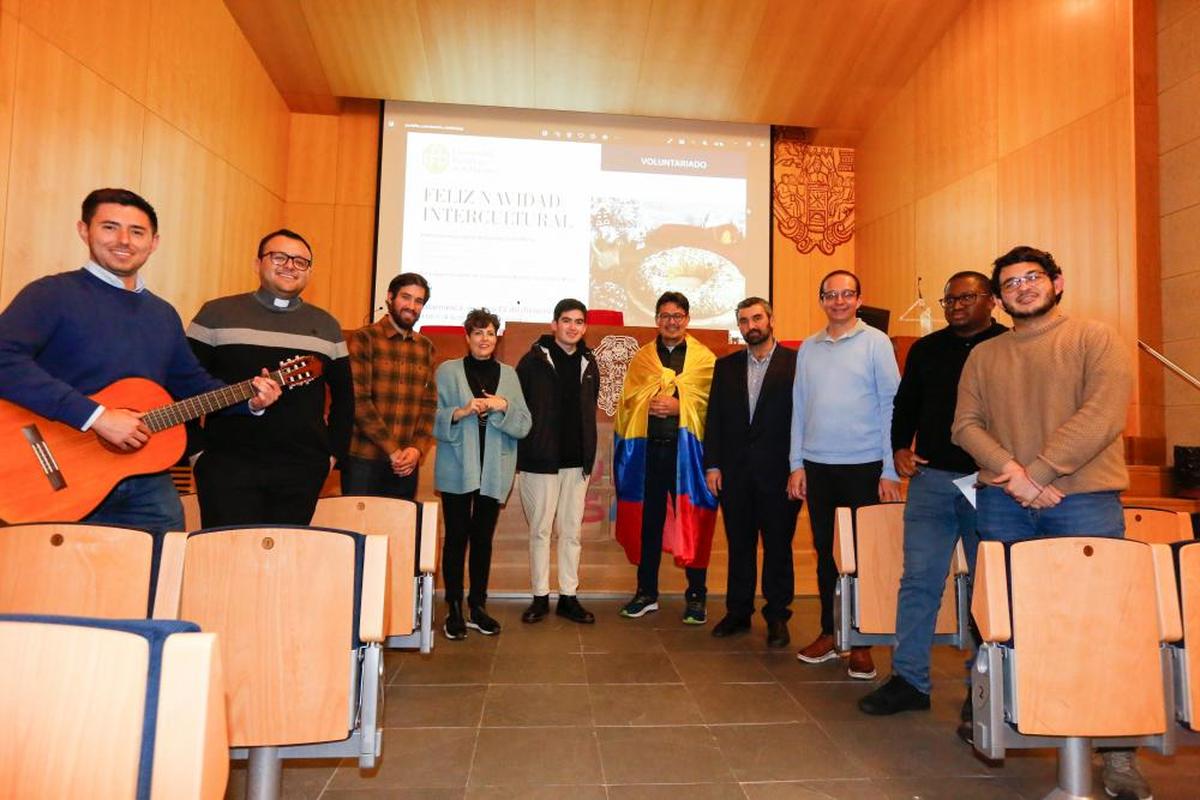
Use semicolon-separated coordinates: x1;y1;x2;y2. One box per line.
347;316;436;460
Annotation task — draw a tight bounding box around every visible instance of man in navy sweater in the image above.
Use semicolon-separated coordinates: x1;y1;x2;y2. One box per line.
0;188;281;536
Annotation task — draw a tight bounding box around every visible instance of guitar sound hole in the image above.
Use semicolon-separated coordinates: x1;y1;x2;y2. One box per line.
50;534;64;546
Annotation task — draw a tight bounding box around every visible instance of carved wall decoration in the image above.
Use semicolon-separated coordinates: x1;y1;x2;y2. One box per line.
592;334;641;416
773;141;855;256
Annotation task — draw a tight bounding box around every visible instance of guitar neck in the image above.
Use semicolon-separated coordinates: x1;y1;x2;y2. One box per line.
140;369;281;433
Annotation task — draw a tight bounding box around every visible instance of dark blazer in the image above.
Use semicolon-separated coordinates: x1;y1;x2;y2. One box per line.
703;343;798;492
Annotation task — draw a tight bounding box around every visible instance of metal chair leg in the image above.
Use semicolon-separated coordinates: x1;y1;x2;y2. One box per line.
246;746;282;800
1042;737;1091;800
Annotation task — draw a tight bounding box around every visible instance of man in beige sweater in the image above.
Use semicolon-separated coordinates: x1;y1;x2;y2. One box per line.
951;245;1147;800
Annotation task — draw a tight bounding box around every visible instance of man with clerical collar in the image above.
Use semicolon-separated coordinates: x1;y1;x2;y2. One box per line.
343;272;437;501
703;297;801;647
0;188;280;540
614;291;718;625
788;270;901;681
187;228;353;526
516;298;601;624
858;270;1005;720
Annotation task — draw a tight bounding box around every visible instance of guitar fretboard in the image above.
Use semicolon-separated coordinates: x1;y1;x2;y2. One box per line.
140;370;282;433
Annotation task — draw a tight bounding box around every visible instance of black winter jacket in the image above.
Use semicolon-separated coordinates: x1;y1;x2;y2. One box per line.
516;335;600;475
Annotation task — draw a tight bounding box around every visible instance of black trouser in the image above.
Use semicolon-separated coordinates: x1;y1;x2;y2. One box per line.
804;459;882;634
340;455;419;500
440;490;501;606
194;451;329;528
721;475;801;622
637;439;707;601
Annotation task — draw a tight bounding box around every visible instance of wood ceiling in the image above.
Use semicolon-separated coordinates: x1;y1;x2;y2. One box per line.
225;0;970;145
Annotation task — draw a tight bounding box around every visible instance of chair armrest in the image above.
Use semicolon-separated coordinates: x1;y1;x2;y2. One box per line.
152;531;188;620
951;538;969;576
359;534;389;643
1150;543;1183;642
152;632;228;800
832;507;856;575
418;501;439;574
971;540;1011;643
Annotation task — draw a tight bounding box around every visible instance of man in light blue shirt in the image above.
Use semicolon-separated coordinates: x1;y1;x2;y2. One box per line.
787;270;901;681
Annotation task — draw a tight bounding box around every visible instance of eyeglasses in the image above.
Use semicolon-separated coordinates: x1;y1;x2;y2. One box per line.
261;251;313;271
656;312;687;322
819;289;859;302
938;292;991;308
999;270;1047;293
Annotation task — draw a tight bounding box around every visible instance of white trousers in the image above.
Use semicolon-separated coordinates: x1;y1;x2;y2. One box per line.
519;468;588;596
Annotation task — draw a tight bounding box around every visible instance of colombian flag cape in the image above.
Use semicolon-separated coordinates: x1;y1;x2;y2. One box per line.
613;335;718;569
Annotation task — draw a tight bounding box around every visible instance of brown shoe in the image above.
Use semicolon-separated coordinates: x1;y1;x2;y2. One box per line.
795;633;838;663
847;647;876;680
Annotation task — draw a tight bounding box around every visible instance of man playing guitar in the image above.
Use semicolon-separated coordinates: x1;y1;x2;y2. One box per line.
0;188;282;536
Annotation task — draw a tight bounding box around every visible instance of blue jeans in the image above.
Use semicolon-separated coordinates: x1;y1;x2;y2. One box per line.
893;468;980;693
976;487;1124;542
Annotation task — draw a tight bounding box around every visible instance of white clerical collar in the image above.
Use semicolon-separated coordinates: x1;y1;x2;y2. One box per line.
83;261;145;293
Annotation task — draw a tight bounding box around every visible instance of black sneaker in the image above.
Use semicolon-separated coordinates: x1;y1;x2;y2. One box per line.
956;691;974;745
858;674;931;715
467;604;502;635
619;594;659;618
556;595;596;624
682;598;707;625
444;600;467;641
521;595;550;623
711;615;751;638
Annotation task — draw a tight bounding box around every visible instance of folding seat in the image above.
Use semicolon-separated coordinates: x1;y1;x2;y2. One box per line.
311;495;439;652
153;525;388;800
0;522;154;617
0;614;228;799
179;492;202;532
1123;505;1194;544
832;502;972;651
1169;540;1200;745
970;536;1180;799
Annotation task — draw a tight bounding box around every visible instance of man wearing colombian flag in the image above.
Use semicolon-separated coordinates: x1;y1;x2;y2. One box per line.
613;291;718;624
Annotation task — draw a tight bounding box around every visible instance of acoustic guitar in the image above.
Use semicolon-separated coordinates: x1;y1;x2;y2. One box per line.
0;355;322;524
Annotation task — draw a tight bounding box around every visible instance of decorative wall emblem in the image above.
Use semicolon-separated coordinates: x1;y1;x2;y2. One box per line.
592;334;641;416
773;141;855;256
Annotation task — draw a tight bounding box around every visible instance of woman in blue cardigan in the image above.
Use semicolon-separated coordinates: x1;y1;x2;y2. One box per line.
435;308;532;640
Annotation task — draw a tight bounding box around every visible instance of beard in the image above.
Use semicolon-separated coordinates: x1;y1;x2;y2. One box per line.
743;327;771;345
1001;290;1058;320
389;305;416;331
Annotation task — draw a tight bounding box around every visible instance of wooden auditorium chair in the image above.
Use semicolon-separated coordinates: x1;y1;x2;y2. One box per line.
311;495;439;653
1169;540;1200;744
970;537;1180;799
0;614;228;799
179;492;202;532
153;525;388;800
831;503;971;651
1123;505;1194;544
0;522;154;617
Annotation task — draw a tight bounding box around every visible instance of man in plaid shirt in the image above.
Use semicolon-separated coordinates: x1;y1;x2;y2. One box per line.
343;273;436;500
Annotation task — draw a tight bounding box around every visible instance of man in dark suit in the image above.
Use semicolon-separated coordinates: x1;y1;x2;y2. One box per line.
703;297;802;647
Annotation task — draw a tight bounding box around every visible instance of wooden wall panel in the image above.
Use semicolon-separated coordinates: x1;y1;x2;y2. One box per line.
1158;3;1200;89
1;24;145;302
855;207;917;336
145;0;236;157
330;204;377;328
914;163;1000;296
225;37;290;199
334;99;380;206
913;0;998;196
139;114;230;323
996;0;1125;156
855;81;915;227
0;8;17;285
771;244;854;342
287;114;339;204
18;0;149;101
997;101;1127;333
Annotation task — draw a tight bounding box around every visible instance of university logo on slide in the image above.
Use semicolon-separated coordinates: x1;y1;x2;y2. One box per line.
422;143;450;174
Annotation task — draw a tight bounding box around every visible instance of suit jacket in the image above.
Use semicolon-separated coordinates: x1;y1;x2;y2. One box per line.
703;343;798;492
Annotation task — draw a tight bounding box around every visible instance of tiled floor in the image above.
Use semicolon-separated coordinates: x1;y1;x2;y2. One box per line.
226;597;1200;799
